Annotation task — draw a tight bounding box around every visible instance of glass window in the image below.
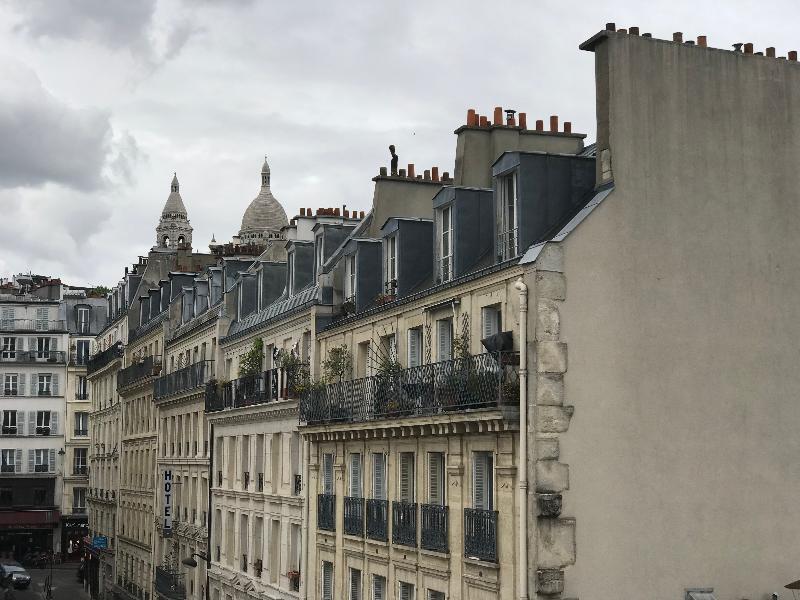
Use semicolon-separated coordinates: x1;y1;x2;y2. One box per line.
1;337;16;359
398;452;415;503
73;488;86;509
33;487;46;505
385;236;397;290
472;451;493;511
37;374;52;396
36;411;51;435
0;489;11;506
36;337;50;359
345;255;357;300
75;412;89;435
77;308;90;333
481;305;502;342
2;411;16;435
3;375;17;396
34;449;49;472
440;206;452;282
0;450;15;472
498;172;518;260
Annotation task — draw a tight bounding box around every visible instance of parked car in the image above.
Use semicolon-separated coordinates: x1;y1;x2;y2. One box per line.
0;564;31;589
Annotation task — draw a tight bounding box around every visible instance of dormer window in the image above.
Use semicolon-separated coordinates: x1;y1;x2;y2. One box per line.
287;253;295;297
257;270;263;309
385;235;397;292
344;255;357;301
440;206;453;282
315;235;325;276
498;172;518;260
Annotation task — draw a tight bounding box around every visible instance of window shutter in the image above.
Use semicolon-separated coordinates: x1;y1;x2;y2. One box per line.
437;321;452;362
28;412;35;436
408;329;420;368
372;454;386;500
349;568;360;600
28;449;34;473
50;411;58;435
14;450;21;473
49;449;56;472
399;453;414;502
52;374;59;396
349;454;362;498
322;454;333;495
18;374;24;397
428;453;443;506
321;561;333;600
427;591;445;600
28;338;36;351
472;453;493;510
16;337;23;354
16;411;24;436
372;576;385;600
50;337;58;351
399;582;413;600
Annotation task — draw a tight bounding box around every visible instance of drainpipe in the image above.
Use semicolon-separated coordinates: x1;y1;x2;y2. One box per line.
514;277;529;600
301;438;310;600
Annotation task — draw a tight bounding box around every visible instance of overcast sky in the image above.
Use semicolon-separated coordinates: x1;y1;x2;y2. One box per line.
0;0;791;286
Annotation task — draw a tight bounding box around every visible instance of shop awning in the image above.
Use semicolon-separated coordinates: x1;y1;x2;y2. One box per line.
0;510;60;527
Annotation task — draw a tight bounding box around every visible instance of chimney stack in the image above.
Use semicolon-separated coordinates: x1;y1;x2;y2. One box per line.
479;115;488;127
606;22;616;31
493;106;503;126
789;50;798;61
379;166;388;176
744;43;753;54
518;112;527;129
467;108;477;126
300;208;306;216
697;35;707;47
766;47;776;57
563;121;572;134
423;169;431;180
549;115;559;133
673;32;683;43
432;167;440;182
535;119;544;132
407;164;415;178
629;26;639;35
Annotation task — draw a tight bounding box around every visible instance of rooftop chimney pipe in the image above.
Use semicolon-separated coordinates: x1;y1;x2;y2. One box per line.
549;115;559;133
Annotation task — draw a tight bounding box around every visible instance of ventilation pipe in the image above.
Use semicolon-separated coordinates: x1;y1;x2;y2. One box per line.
514;276;529;600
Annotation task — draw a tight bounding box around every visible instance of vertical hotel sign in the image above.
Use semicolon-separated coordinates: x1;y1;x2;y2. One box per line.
162;469;173;538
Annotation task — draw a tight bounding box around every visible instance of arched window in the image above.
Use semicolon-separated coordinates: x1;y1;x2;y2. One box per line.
163;236;171;247
177;236;185;245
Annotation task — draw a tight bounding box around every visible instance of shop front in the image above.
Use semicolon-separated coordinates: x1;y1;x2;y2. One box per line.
0;510;60;560
62;516;89;562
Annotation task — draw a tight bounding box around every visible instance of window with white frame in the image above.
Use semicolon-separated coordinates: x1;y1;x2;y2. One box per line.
345;254;357;301
385;235;397;292
440;206;453;282
371;575;386;600
36;411;51;435
372;453;386;500
75;412;88;435
436;319;452;362
322;453;334;495
349;568;362;600
2;411;16;435
398;452;415;503
427;452;445;505
37;374;52;396
498;172;518;260
287;252;296;296
316;235;325;275
3;374;17;396
77;376;87;399
0;450;15;472
0;308;14;330
77;307;90;333
348;453;362;498
321;561;333;600
36;337;50;359
76;340;90;364
399;581;415;600
1;337;15;359
34;449;50;472
481;305;501;342
407;328;421;367
472;451;493;511
73;487;86;510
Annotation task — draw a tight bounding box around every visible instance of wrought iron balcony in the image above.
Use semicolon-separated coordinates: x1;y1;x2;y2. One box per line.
0;318;66;332
87;342;123;375
204;363;309;413
317;493;335;531
301;351;519;425
69;351;90;366
421;504;448;553
366;499;388;541
343;496;364;537
0;350;66;364
154;360;214;400
392;501;417;547
73;465;88;475
117;355;162;390
74;429;88;437
464;508;498;562
154;565;186;600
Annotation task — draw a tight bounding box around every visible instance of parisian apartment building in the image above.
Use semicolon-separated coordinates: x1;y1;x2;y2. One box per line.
0;275;105;561
82;23;800;600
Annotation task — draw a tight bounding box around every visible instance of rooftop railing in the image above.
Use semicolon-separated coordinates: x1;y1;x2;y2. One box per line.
154;360;213;400
117;355;162;390
87;342;123;375
0;319;66;332
205;363;307;413
301;351;519;425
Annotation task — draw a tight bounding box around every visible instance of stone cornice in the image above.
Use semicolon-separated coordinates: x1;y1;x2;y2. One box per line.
207;401;299;425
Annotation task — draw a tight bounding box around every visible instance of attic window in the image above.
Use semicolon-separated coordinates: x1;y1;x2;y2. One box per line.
316;235;325;276
344;254;356;301
440;206;453;283
497;171;518;261
385;235;397;293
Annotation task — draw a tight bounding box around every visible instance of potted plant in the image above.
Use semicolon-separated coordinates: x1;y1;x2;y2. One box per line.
341;299;356;316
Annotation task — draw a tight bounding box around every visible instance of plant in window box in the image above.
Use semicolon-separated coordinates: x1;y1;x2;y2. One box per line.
374;293;396;306
341;299;356;316
286;570;300;584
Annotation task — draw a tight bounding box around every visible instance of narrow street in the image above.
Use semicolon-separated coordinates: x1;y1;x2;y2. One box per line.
10;567;89;600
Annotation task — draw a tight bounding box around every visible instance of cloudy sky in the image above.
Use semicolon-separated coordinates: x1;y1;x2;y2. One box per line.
0;0;789;286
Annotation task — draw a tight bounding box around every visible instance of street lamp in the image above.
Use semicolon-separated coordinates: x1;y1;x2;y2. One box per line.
181;552;209;568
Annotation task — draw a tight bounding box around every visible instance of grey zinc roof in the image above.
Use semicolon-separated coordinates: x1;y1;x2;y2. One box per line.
224;283;319;341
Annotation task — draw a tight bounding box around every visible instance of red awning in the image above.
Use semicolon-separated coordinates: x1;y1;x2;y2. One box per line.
0;510;60;527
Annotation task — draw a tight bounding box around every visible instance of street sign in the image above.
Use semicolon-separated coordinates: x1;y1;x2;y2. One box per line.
92;536;108;549
162;469;173;538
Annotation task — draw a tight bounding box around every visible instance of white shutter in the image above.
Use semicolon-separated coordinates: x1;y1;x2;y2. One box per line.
28;338;36;351
322;454;333;495
15;337;23;355
399;582;414;600
28;449;34;473
52;373;59;396
349;568;361;600
372;576;385;600
472;452;493;510
49;448;56;472
349;454;362;498
437;320;452;362
481;306;500;340
50;411;58;435
399;453;414;502
428;453;444;506
50;337;58;351
321;561;333;600
16;411;24;436
407;329;420;367
372;454;386;500
18;373;24;396
427;591;445;600
14;449;21;473
28;412;35;436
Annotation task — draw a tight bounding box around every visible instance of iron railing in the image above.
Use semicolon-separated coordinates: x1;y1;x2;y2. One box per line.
421;504;448;553
154;360;213;400
0;350;66;364
117;355;162;390
366;499;388;541
392;501;417;547
464;508;498;562
343;496;364;537
154;565;186;600
73;466;88;475
205;364;308;412
497;227;519;261
0;319;66;332
74;429;88;436
69;351;90;366
317;494;335;531
301;352;519;425
87;342;123;375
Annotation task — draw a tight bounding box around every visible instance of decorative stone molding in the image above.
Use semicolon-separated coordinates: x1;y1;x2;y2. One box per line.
537;492;562;517
537;568;564;595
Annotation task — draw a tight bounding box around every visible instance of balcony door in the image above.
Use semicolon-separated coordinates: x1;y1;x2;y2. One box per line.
398;452;415;503
372;453;386;500
472;452;493;510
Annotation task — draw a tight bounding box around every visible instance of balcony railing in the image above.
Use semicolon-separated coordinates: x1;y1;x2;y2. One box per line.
421;504;448;553
117;355;162;390
69;351;90;366
74;429;88;437
76;392;89;400
317;494;335;531
205;364;307;412
154;360;214;400
72;506;87;514
154;565;186;600
301;352;519;425
366;499;388;541
0;350;66;364
0;319;66;332
497;227;519;261
87;342;123;375
464;508;498;562
392;501;417;547
343;496;364;537
73;466;88;475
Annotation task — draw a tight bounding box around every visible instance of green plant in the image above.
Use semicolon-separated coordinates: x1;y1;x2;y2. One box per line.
238;338;264;377
322;344;352;383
